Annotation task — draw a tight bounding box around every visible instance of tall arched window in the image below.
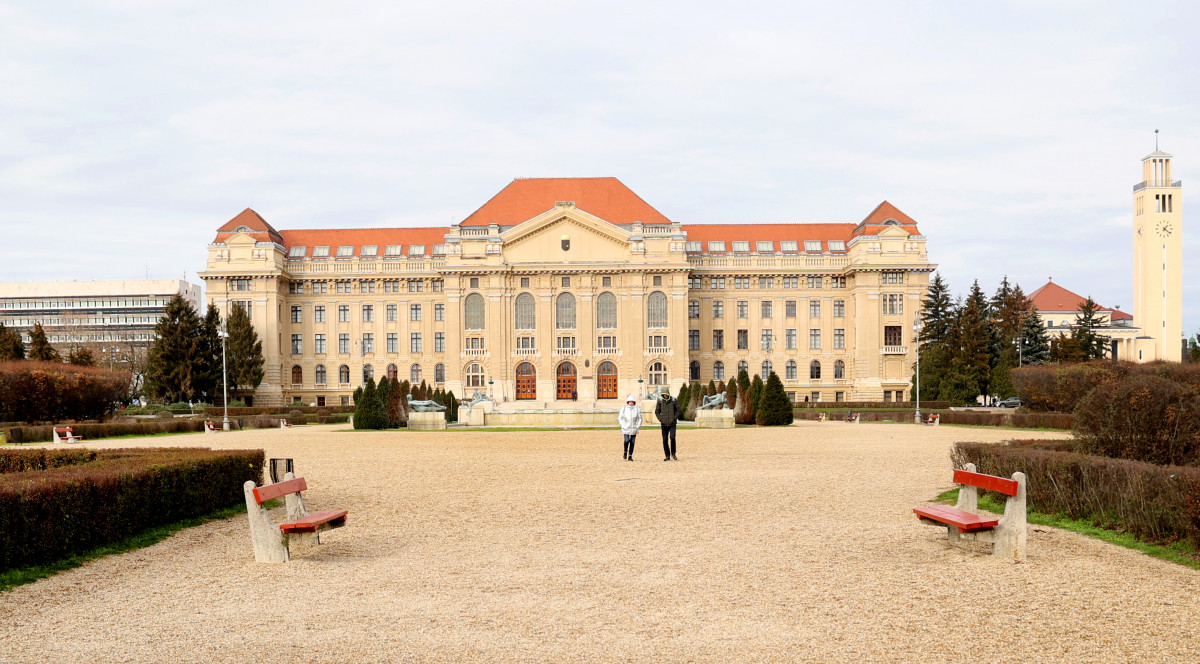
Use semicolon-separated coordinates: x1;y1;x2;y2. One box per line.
363;364;374;383
648;361;667;386
435;363;445;383
387;363;398;380
410;364;423;383
556;292;576;329
647;291;668;328
689;360;701;381
338;364;350;384
834;360;845;379
291;365;302;384
786;360;797;380
514;293;536;330
464;293;485;330
810;360;821;379
762;360;773;377
737;360;748;375
713;361;725;381
315;364;327;385
596;292;617;329
465;362;485;387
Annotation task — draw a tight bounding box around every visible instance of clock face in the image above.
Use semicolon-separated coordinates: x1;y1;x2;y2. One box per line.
1137;224;1143;237
1156;220;1173;237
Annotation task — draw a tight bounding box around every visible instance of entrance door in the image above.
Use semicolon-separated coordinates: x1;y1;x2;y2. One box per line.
516;362;536;400
556;362;577;400
597;361;618;399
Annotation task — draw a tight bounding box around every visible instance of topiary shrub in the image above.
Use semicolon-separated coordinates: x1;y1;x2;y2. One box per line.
155;409;176;420
756;372;794;426
1073;375;1200;466
166;402;192;412
315;408;331;424
144;404;168;412
227;400;246;408
287;409;306;426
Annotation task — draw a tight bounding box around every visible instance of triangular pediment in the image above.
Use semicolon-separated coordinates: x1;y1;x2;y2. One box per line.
501;206;631;249
225;232;260;246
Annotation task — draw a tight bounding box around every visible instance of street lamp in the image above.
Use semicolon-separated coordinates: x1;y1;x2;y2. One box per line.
913;318;923;425
488;377;494;400
637;377;644;400
220;327;231;431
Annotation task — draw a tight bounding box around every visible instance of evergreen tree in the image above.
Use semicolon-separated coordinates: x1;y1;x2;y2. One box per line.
913;272;956;402
748;374;764;422
944;281;992;405
677;382;690;415
737;367;751;394
707;380;717;397
28;323;60;362
354;377;386;429
194;304;223;403
225;304;264;401
1074;296;1110;360
67;347;96;366
377;376;392;424
733;383;753;424
353;385;364;405
398;379;411;425
756;372;794;426
0;323;25;360
145;295;202;403
418;380;429;400
725;377;738;410
684;382;701;421
447;391;458;424
1018;306;1052;365
386;376;403;427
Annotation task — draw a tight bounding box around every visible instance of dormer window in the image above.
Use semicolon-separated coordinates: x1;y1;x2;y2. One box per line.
732;241;750;253
336;246;354;258
361;245;378;257
708;241;726;253
883;218;900;225
287;246;307;259
828;240;846;252
756;241;774;253
234;226;251;233
312;246;331;259
804;241;822;253
780;241;799;253
409;245;426;257
384;245;403;258
684;241;701;253
432;244;447;256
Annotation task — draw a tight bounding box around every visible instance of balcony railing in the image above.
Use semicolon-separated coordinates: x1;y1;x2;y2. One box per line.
555;348;579;356
463;348;487;356
644;347;671;355
595;347;619;354
880;346;908;355
514;348;538;355
1133;179;1182;192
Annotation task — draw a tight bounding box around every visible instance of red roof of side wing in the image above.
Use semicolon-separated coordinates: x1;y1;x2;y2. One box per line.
213;208;284;244
1028;280;1133;320
461;177;672;227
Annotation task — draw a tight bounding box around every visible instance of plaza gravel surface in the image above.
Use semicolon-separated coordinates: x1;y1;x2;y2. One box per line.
1;422;1198;663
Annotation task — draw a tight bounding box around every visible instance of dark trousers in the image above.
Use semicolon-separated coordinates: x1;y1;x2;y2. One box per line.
623;434;636;458
661;423;676;458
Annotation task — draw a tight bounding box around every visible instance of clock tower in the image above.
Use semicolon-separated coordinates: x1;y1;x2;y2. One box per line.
1132;138;1183;361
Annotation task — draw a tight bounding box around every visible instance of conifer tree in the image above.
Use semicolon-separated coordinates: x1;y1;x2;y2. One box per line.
737;367;751;395
943;281;992;404
677;382;690;414
725;377;738;410
1074;296;1110;360
377;376;392;424
67;347;96;366
353;385;364;405
684;382;701;420
225;305;264;401
914;273;955;401
756;372;794;426
355;377;386;429
1018;307;1052;365
748;373;764;422
707;380;717;397
194;304;223;403
386;376;403;427
28;323;60;362
0;323;25;360
733;383;753;424
145;295;202;403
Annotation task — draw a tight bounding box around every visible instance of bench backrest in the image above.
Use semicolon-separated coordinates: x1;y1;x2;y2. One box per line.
252;477;307;504
954;469;1018;496
55;427;72;433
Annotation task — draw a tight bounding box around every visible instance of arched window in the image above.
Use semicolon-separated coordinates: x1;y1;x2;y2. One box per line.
465;362;485;388
410;364;422;383
291;365;302;384
648;361;667;386
737;360;748;375
464;293;485;330
810;360;821;380
387;363;398;380
315;364;327;385
689;360;701;381
762;360;773;378
596;292;617;329
786;360;797;380
713;361;725;381
363;364;374;383
647;291;668;328
834;359;845;379
556;292;576;329
516;362;536;400
338;365;350;384
514;293;536;330
597;361;618;399
435;363;445;383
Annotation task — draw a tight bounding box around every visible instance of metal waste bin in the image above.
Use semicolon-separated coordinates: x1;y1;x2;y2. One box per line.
268;458;294;484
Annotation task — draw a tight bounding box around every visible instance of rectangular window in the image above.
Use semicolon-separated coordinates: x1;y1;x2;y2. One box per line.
688;276;702;289
809;329;821;350
363;305;374;322
409;280;424;293
408;245;425;257
314;305;325;323
834;328;845;349
410;304;421;321
434;303;444;321
732;241;750;253
597;335;616;349
336;245;354;258
785;300;797;317
804;240;822;252
835;391;844;402
780;241;799;253
291;334;302;354
759;277;774;289
883;294;904;315
882;271;904;284
783;277;799;289
410;333;422;353
312;246;330;258
557;336;576;350
563;276;572;288
756;241;774;253
602;277;611;287
761;330;773;351
432;280;443;292
521;277;531;288
387;304;397;322
384;245;403;257
652;276;661;286
811;391;821;403
713;329;724;350
361;245;378;258
708;241;726;253
229;278;252;291
288;247;307;259
288;282;303;293
646;335;668;349
689;329;700;350
314;334;326;354
786;329;797;349
362;333;374;353
737;329;748;350
711;277;725;289
465;336;485;350
734;277;750;289
884;325;903;346
338;305;349;322
713;300;724;318
339;333;350;354
469;277;479;289
828;241;846;252
335;281;349;294
291;305;302;323
387;333;398;353
432;244;446;257
689;300;700;318
834;300;845;317
831;276;847;288
518;336;537;349
737;301;748;318
807;276;822;289
761;301;772;318
809;300;821;318
314;282;328;294
231;301;252;321
434;332;445;352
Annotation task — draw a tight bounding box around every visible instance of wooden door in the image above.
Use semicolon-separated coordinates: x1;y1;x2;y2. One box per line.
556;362;577;400
597;361;618;399
516;362;536;400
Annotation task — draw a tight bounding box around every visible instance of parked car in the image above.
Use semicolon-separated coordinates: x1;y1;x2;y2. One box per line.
997;397;1023;409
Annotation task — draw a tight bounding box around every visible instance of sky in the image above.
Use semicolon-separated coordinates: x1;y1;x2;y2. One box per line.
2;1;1197;335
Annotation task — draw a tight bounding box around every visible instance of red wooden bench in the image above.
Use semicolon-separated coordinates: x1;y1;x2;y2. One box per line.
243;473;347;563
204;420;219;433
52;427;84;443
914;463;1027;560
922;413;940;426
846;413;860;423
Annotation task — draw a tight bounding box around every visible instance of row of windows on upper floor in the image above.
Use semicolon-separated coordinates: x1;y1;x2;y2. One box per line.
0;298;172;310
278;239;867;261
693;359;847;382
286;244;448;260
686;240;848;254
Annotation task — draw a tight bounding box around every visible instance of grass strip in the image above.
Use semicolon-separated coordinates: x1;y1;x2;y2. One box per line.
935;488;1200;570
0;503;247;593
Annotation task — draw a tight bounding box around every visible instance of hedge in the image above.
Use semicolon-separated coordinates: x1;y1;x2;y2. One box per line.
0;447;264;570
952;441;1200;546
793;401;951;410
203;405;355;416
791;410;1073;429
3;419;242;444
0;361;131;423
1013;361;1200;413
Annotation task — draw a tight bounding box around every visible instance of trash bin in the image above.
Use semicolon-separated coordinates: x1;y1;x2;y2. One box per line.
269;458;294;484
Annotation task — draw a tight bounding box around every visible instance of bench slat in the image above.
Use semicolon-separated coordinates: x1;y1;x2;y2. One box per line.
914;505;999;532
953;470;1019;496
279;509;348;533
252;477;308;504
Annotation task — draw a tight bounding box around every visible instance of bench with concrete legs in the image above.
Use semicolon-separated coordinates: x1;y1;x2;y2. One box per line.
204;420;219;433
914;462;1027;560
922;413;940;426
244;472;348;563
846;413;860;424
52;427;84;443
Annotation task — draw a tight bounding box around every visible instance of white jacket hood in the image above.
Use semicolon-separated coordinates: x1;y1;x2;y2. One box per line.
625;394;638;403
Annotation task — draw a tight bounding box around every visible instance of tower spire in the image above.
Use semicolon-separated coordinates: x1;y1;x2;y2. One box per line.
1155;129;1159;151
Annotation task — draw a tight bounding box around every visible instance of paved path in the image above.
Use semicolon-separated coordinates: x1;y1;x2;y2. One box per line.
1;423;1197;663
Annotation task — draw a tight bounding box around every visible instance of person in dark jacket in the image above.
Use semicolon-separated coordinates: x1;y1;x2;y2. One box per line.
654;391;679;461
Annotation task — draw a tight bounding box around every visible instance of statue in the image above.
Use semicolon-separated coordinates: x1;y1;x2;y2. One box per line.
406;395;446;412
698;392;729;410
464;389;492;408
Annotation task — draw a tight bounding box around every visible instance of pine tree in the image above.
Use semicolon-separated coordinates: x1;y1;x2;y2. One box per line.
353;386;364;405
707;380;717;397
377;376;392;424
748;374;764;422
756;372;793;426
0;323;25;360
733;383;753;424
195;304;223;403
447;391;458;424
399;379;411;425
1018;306;1052;365
145;295;202;403
737;367;751;395
67;347;96;366
225;304;264;401
944;281;992;404
725;377;738;410
677;382;690;416
913;273;956;401
684;382;701;420
28;323;60;362
1074;296;1110;360
355;377;386;429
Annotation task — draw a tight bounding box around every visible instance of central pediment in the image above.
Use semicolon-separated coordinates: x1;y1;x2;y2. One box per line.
500;207;632;263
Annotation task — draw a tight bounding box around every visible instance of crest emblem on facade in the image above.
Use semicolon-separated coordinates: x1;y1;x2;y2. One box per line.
561;234;570;251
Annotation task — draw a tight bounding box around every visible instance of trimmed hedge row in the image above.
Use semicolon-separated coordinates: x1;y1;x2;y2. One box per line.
203;405;355;416
2;419;242;444
0;361;131;423
0;447;265;570
952;441;1200;545
792;410;1074;429
1013;360;1200;413
793;401;951;410
0;448;98;473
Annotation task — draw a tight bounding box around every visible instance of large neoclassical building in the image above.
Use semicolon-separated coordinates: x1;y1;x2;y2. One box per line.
200;178;933;407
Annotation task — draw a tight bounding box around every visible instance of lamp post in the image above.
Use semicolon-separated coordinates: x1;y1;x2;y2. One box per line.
913;318;923;424
1017;337;1024;367
488;377;494;400
221;327;231;431
637;377;644;400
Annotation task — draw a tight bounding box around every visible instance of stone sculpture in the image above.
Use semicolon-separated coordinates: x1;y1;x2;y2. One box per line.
698;393;729;410
406;396;446;412
464;389;493;408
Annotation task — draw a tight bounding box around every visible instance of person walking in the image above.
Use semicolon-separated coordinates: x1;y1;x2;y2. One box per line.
655;391;679;461
618;394;642;461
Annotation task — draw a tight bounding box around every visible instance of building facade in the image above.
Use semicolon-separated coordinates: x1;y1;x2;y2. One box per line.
200;179;933;407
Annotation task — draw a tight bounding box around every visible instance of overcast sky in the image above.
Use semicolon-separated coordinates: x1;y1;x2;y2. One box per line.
2;1;1197;335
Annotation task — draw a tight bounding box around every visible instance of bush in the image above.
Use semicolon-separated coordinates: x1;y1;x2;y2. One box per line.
227;400;246;408
0;447;264;570
793;400;952;410
953;441;1200;545
756;373;794;426
4;419;238;443
1073;375;1200;466
155;409;177;420
144;404;168;412
202;405;355;416
0;361;132;423
287;410;306;426
315;408;331;424
166;402;192;412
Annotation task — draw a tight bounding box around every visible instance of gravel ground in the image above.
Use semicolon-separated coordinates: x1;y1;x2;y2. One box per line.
1;422;1198;663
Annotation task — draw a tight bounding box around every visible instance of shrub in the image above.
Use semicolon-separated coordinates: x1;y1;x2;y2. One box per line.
0;447;264;570
0;361;131;423
155;409;177;420
315;408;331;424
953;441;1200;545
202;405;355;416
227;400;246;408
756;373;794;426
286;409;306;426
144;404;168;412
4;419;238;443
166;402;192;412
1073;375;1200;466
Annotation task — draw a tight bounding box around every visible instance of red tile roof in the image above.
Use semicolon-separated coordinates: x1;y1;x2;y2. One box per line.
461;177;672;227
682;224;857;253
860;200;918;227
214;208;284;244
279;228;448;259
1028;280;1132;320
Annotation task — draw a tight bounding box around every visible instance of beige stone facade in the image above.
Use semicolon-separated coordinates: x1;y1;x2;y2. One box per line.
200;179;934;407
1132;148;1184;361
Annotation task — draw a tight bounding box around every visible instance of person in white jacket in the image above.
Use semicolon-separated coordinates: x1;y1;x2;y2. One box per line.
618;394;642;461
